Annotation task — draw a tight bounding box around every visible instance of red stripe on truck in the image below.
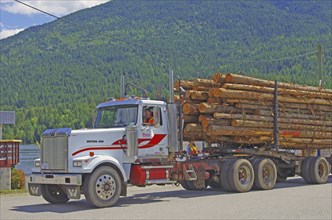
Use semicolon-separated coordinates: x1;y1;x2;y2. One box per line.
71;134;166;156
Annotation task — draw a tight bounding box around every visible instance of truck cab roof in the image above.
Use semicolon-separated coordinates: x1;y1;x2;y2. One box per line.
96;98;166;109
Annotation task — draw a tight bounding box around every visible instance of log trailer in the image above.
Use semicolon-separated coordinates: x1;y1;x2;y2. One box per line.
28;72;331;208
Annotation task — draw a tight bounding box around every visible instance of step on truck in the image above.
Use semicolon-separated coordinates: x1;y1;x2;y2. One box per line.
28;71;331;208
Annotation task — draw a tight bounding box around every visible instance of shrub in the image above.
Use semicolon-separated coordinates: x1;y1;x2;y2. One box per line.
11;168;26;190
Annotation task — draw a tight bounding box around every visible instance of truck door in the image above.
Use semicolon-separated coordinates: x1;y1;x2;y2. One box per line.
137;105;168;157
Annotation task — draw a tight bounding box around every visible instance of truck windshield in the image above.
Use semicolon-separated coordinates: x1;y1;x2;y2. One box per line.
94;105;138;128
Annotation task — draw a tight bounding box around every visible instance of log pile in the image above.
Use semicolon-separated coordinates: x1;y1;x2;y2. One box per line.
175;73;332;150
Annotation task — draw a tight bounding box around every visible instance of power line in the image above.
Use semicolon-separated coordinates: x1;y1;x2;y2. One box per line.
13;0;326;64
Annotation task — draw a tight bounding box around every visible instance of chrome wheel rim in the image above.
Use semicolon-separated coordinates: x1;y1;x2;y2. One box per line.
95;174;116;200
238;166;251;186
262;164;274;184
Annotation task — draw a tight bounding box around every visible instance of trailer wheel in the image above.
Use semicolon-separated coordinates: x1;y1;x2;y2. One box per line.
83;166;121;208
41;184;69;204
253;158;277;190
220;159;236;192
301;157;315;184
229;159;254;193
309;157;331;184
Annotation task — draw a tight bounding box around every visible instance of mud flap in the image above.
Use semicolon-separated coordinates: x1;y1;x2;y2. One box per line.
28;183;41;196
65;185;81;199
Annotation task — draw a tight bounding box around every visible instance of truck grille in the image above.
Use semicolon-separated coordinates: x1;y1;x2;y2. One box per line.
41;128;70;172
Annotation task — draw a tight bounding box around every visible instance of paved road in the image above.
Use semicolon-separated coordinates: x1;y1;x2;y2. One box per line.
1;176;331;220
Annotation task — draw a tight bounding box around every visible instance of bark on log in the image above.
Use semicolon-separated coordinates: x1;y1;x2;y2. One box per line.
255;109;330;120
235;103;272;111
201;117;231;128
214;113;332;126
207;97;223;104
233;136;265;144
214;88;332;105
232;100;332;112
183;114;199;123
191;91;209;100
184;123;203;133
193;85;209;91
183;131;208;141
231;120;332;132
200;103;254;114
174;80;194;90
222;83;332;99
207;125;272;136
225;73;332;94
194;78;220;87
244;104;329;116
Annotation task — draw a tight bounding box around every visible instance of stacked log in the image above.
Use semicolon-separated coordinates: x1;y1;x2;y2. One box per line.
175;73;332;150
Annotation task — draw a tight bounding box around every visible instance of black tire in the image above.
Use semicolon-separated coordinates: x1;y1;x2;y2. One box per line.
220;159;236;192
180;181;192;190
253;158;277;190
41;184;69;204
83;166;122;208
309;157;331;184
301;157;315;184
228;159;254;193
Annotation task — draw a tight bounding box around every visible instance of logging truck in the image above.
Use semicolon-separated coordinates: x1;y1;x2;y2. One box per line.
28;72;332;208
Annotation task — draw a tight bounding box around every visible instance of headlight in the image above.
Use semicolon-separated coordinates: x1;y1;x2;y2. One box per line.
73;161;82;167
34;159;40;167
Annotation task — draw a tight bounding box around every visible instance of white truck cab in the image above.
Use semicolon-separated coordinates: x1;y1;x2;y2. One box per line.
28;97;177;207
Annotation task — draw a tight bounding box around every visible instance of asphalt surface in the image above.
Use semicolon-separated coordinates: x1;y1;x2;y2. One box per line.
1;176;331;220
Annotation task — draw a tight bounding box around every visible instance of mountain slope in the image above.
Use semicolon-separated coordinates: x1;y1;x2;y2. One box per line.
0;0;331;143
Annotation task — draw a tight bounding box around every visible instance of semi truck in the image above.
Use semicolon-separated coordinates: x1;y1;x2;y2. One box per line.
28;72;331;208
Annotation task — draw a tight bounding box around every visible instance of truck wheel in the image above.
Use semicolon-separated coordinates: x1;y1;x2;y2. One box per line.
83;166;121;208
41;184;69;204
180;181;192;190
220;159;236;192
309;157;331;184
229;159;254;193
301;157;314;184
253;158;277;190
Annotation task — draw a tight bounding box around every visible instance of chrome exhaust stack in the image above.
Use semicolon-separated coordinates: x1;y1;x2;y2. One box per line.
167;69;179;155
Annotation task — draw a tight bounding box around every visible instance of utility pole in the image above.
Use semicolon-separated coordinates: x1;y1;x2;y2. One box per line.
317;44;323;87
317;44;322;156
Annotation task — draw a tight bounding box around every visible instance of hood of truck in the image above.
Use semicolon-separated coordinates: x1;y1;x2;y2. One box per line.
69;128;127;158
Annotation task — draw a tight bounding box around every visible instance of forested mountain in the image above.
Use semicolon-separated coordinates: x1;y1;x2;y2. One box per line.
0;0;331;143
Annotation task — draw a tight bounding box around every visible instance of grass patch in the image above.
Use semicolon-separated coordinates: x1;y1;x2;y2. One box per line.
0;188;28;195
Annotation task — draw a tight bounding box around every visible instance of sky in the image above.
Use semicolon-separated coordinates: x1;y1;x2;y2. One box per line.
0;0;109;40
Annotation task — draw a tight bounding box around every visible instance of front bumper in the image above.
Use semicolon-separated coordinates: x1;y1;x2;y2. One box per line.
28;173;82;199
29;173;82;185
